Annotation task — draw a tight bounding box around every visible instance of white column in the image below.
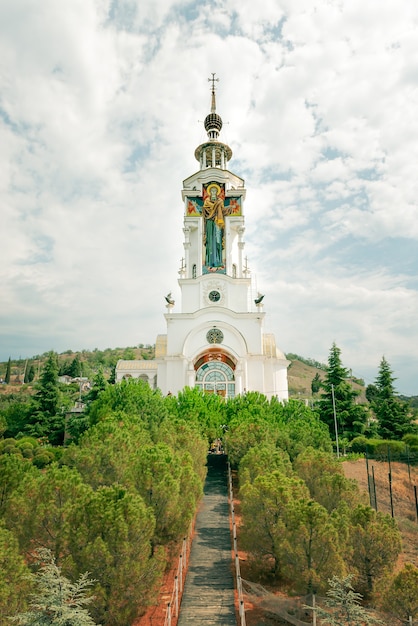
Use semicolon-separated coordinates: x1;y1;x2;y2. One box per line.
183;226;190;277
187;363;195;388
202;149;206;168
212;147;216;167
237;225;245;278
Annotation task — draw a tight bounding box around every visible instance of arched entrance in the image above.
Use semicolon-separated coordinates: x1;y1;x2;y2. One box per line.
194;350;236;398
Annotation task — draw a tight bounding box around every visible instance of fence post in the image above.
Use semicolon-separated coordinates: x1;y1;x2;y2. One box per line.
240;599;246;625
174;575;179;617
182;537;187;570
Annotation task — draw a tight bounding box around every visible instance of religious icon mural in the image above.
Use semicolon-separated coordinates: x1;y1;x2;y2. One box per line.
185;182;241;274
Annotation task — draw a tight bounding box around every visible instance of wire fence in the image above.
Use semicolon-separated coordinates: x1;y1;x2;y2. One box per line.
363;451;418;522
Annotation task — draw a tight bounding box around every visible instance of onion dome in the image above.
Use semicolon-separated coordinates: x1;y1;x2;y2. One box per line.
195;73;232;169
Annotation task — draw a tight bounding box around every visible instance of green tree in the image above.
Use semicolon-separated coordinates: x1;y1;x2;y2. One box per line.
87;368;107;403
284;499;345;593
166;386;227;442
311;372;322;394
240;470;309;578
88;379;168;440
349;504;401;595
1;401;32;439
11;548;96;626
65;418;204;546
274;400;332;461
5;464;89;563
239;443;292;486
66;485;163;626
318;343;368;440
62;419;151;491
379;563;418;622
373;357;414;439
28;352;64;445
294;448;361;513
365;383;378;404
0;454;35;517
225;415;278;468
122;347;135;360
307;574;383;625
0;526;32;621
5;358;11;384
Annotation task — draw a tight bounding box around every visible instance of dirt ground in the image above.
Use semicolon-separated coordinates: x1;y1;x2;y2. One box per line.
343;457;418;568
134;458;418;626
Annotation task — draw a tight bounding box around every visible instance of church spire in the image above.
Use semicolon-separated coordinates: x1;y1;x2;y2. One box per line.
195;73;232;169
209;72;218;113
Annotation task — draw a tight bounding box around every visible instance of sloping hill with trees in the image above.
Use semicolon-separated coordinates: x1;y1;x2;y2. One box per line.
0;343;417;625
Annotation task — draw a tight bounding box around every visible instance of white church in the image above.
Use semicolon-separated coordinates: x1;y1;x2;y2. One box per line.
116;77;289;401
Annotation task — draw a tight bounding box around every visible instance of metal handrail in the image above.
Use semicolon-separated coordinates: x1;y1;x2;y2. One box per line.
228;461;246;626
163;522;194;626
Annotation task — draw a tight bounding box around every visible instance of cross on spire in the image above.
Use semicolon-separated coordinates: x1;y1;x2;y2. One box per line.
208;72;219;91
208;73;219;113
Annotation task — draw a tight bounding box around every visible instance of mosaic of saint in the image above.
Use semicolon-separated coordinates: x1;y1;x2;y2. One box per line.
186;182;241;273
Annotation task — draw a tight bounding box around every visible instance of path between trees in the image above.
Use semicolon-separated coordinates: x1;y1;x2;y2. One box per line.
177;453;237;625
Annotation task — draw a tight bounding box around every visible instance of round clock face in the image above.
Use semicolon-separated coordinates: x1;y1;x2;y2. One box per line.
208;290;221;302
206;328;224;344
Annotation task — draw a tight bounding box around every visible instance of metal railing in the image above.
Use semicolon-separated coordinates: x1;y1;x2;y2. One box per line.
163;525;193;626
228;461;246;626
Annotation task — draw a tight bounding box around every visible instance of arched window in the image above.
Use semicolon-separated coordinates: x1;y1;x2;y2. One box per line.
195;361;235;398
232;263;237;278
192;264;197;279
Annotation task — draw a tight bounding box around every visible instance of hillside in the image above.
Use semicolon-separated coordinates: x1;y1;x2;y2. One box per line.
287;357;368;401
0;348;371;402
0;345;155;386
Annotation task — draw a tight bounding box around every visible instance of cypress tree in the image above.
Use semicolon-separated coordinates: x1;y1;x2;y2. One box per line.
5;357;11;384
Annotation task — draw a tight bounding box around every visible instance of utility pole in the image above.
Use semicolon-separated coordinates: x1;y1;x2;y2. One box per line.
331;384;340;458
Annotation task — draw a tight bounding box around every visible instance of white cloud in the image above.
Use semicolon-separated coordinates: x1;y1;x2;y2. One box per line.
1;0;418;394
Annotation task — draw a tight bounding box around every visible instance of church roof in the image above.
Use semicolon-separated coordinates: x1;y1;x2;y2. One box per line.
116;360;157;370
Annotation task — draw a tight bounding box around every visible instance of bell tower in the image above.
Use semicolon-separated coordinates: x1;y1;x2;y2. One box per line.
116;75;289;400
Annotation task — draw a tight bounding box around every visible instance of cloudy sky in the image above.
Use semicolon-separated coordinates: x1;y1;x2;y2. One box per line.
1;0;418;395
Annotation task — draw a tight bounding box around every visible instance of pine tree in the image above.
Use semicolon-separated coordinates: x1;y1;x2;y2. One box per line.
380;563;418;621
5;357;12;384
318;343;367;440
373;357;413;439
11;548;96;625
68;355;83;378
306;575;383;625
26;352;64;445
87;367;107;403
311;372;321;394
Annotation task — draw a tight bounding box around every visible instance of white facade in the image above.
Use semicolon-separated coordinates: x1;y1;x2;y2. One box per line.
116;81;289;400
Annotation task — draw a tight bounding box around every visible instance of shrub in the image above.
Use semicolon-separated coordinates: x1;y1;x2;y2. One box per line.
33;450;55;468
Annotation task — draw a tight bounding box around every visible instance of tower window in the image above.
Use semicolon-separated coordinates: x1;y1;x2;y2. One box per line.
192;264;197;278
232;264;237;278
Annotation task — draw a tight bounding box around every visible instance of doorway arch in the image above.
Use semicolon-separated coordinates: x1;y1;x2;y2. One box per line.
194;350;236;398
